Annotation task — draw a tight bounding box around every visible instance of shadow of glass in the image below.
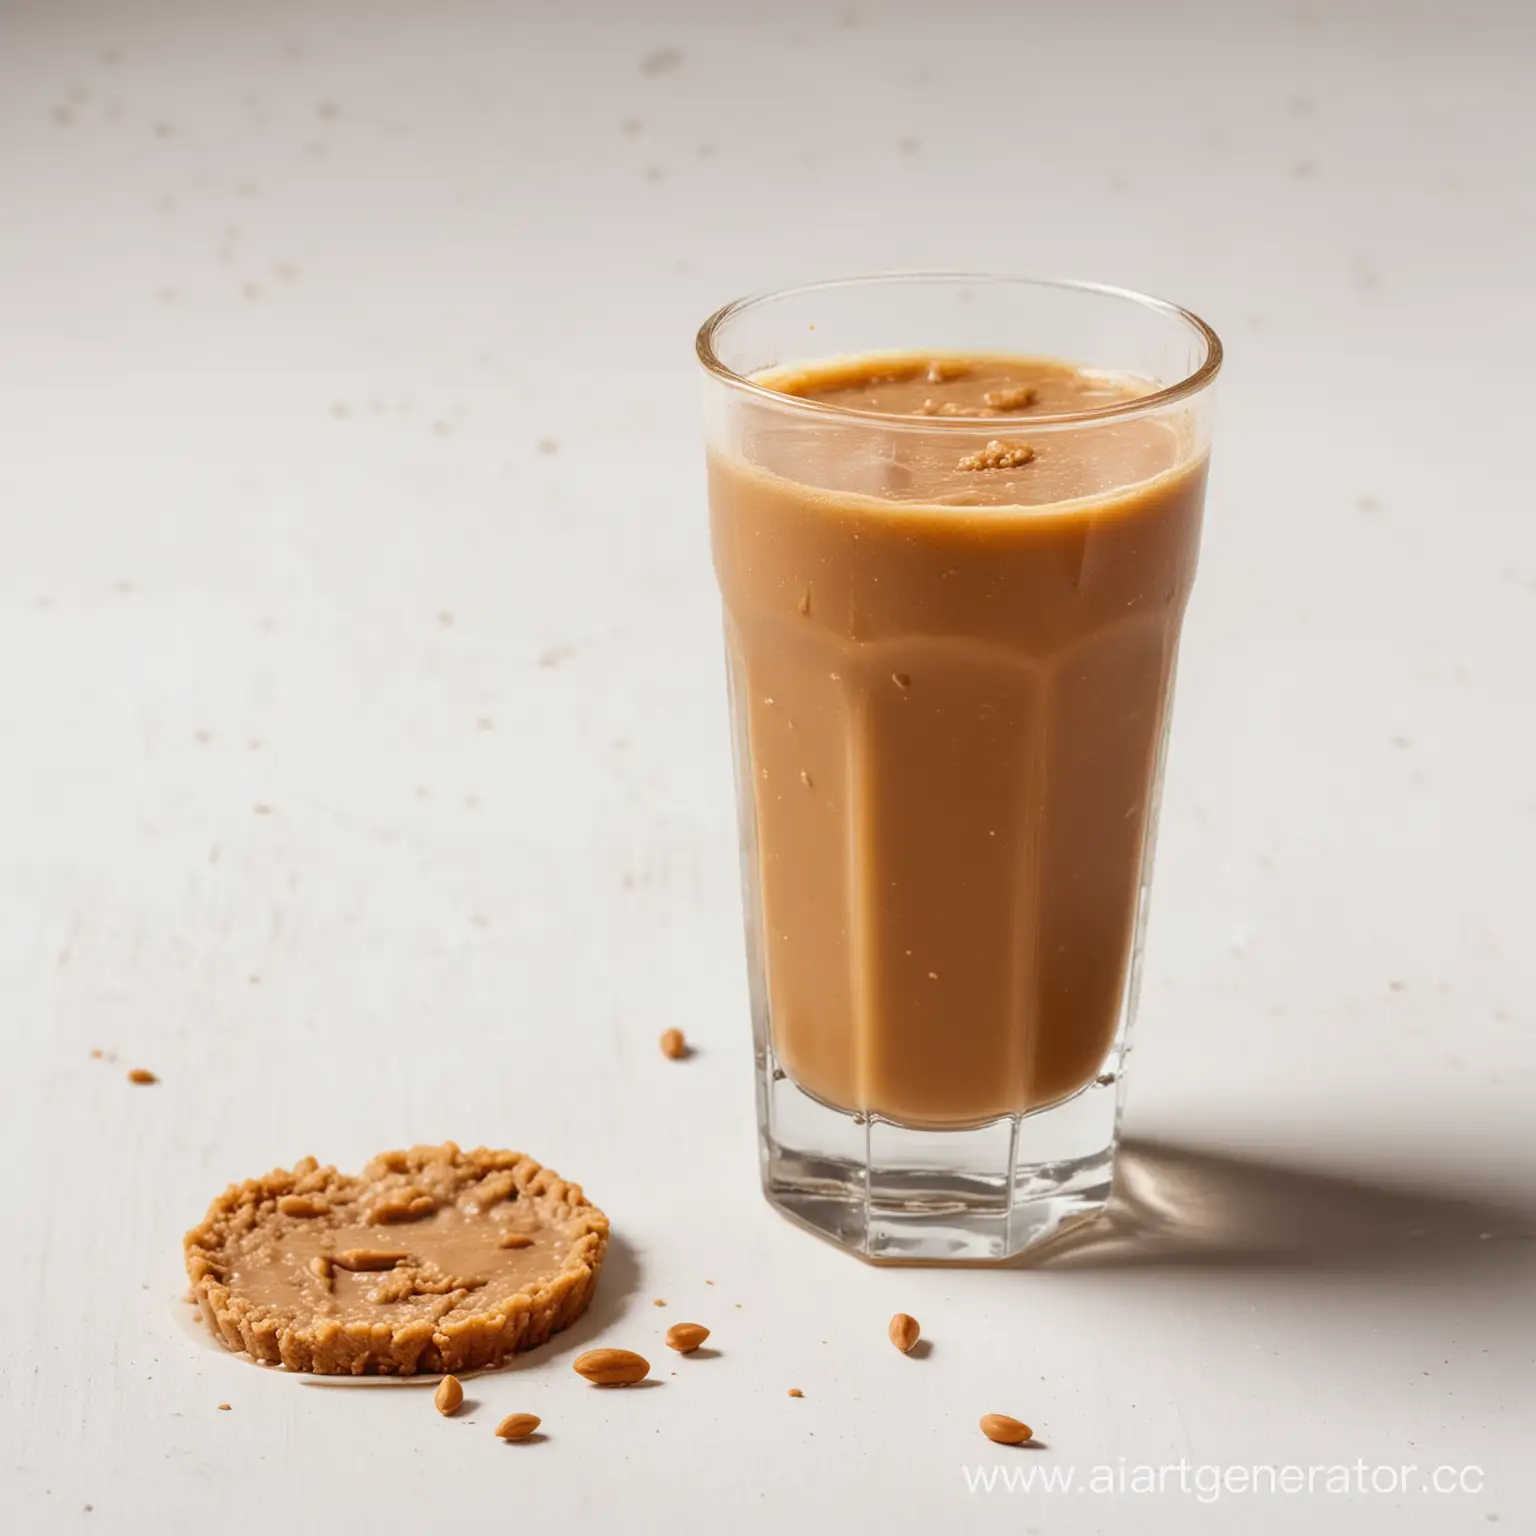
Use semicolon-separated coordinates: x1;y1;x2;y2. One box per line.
1031;1138;1536;1280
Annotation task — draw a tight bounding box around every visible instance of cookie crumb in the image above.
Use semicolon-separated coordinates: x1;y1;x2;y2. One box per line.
925;360;969;384
923;399;991;417
653;1298;667;1307
982;386;1038;412
957;440;1036;473
659;1027;688;1060
127;1068;158;1085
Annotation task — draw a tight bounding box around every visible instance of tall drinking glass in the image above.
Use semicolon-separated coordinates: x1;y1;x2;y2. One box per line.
698;274;1221;1261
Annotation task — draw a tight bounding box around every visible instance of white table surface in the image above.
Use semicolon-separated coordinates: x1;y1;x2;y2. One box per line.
3;1;1533;1531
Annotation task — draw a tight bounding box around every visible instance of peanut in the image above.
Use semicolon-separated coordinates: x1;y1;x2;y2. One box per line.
664;1322;710;1354
495;1413;541;1440
980;1413;1033;1445
572;1348;650;1386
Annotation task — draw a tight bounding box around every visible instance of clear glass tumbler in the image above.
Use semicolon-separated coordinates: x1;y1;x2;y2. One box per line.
698;273;1220;1262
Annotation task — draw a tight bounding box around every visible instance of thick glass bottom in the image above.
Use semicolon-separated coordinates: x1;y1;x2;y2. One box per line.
759;1069;1122;1263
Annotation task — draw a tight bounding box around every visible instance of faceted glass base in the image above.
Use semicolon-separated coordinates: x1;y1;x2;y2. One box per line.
759;1071;1122;1263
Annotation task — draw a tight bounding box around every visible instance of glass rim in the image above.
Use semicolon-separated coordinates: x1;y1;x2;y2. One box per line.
696;270;1223;431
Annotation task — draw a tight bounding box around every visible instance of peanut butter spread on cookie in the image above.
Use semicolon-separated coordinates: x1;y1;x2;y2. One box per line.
233;1194;569;1319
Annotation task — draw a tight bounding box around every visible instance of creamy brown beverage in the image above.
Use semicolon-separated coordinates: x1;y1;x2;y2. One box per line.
709;353;1206;1130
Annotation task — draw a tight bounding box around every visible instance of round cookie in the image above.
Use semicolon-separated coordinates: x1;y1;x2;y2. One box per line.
184;1142;608;1374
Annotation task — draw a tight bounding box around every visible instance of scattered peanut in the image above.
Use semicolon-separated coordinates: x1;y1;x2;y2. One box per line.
434;1376;464;1416
127;1068;158;1085
664;1322;710;1354
495;1413;541;1441
572;1348;650;1386
888;1313;921;1353
787;1388;803;1398
980;1413;1034;1445
659;1028;688;1060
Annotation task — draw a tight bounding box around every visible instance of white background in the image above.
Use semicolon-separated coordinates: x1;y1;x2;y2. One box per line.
2;1;1532;1531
